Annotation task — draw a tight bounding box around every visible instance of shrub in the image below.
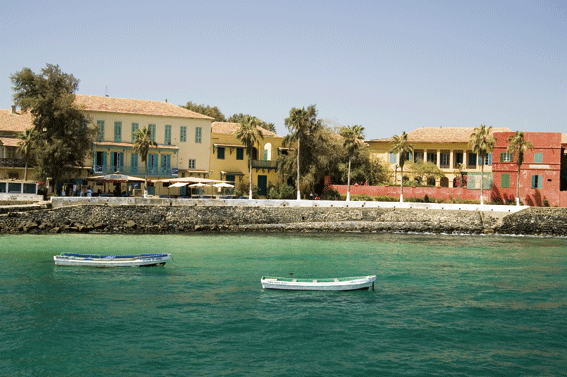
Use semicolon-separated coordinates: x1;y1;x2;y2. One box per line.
320;188;341;201
352;194;372;201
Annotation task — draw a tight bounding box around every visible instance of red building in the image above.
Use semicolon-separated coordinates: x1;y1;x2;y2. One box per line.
492;132;567;207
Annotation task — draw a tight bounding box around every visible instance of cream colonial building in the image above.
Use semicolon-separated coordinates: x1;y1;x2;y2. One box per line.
75;95;214;195
210;122;283;196
367;127;511;188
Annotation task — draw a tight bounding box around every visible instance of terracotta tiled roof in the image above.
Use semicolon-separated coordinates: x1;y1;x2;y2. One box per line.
369;127;512;143
74;95;214;120
0;109;33;133
0;137;21;147
212;122;280;137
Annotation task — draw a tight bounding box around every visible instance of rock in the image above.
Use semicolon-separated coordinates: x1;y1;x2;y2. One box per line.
125;220;137;229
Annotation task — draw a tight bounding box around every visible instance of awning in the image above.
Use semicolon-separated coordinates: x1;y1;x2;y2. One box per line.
168;182;189;188
89;174;145;182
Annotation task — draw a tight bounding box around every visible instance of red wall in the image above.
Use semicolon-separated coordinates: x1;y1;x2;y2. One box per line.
330;184;482;202
492;132;565;206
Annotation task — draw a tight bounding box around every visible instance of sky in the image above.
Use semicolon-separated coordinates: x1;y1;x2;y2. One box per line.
1;0;565;140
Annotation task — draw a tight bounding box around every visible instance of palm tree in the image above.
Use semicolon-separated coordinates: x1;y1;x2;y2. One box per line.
236;116;264;199
469;125;496;205
133;125;157;197
507;131;534;205
285;107;309;200
390;132;413;202
17;129;34;181
340;125;365;201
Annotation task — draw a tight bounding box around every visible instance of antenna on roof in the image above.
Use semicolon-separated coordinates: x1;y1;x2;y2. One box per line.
105;86;109;97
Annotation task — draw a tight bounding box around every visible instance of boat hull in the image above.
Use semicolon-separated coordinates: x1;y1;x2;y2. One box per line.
53;253;171;268
261;275;376;291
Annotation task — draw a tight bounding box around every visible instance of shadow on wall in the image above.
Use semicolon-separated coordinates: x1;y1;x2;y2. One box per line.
491;186;515;205
525;190;546;207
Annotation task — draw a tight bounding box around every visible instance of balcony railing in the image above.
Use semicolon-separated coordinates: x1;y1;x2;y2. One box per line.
0;158;27;168
252;160;278;169
93;165;178;177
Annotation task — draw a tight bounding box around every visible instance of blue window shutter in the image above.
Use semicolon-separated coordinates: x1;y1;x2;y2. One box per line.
531;175;536;188
488;153;492;165
538;174;543;189
120;153;124;169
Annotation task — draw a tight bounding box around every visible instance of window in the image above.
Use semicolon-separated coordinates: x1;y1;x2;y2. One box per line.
188;159;196;169
440;152;450;168
217;147;225;159
414;150;424;163
534;153;543;163
501;174;510;188
500;152;513;162
148;153;158;174
114;121;122;142
149;124;156;142
236;148;244;160
195;127;202;143
111;152;124;173
180;126;187;142
427;151;437;164
161;154;171;175
131;123;139;141
468;152;477;167
389;152;397;164
479;153;492;166
454;151;463;168
131;153;138;174
226;174;235;183
531;174;542;189
97;120;104;142
165;125;172;145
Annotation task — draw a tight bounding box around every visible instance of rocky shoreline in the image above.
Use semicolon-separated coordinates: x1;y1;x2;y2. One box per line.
1;203;567;236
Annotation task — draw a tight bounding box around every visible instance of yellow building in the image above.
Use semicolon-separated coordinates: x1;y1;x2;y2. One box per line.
210;122;283;197
75;95;214;195
367;127;511;188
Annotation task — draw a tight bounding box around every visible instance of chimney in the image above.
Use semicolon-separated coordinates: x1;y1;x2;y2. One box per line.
165;99;168;103
11;105;16;114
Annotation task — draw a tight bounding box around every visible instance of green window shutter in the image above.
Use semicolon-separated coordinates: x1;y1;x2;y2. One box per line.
487;153;492;165
149;124;156;142
218;147;225;159
389;152;397;164
131;123;139;141
114;121;122;142
195;127;202;143
534;153;543;163
236;148;244;160
97;120;105;142
165;125;171;145
131;153;138;174
538;174;543;189
180;126;187;142
501;174;510;188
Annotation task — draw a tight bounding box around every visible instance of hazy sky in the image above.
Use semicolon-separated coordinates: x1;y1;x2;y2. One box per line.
1;0;565;140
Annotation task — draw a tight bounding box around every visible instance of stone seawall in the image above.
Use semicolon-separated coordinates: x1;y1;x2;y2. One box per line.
0;204;514;235
1;203;566;236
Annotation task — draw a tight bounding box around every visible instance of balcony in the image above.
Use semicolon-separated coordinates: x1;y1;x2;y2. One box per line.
0;158;26;168
252;160;278;169
93;164;178;177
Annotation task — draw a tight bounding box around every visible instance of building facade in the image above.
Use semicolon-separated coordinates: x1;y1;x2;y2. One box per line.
492;131;567;206
367;127;512;189
0;107;35;181
210;122;283;196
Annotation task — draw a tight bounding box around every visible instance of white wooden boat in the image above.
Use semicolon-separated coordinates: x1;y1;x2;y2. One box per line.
53;253;171;267
261;275;376;291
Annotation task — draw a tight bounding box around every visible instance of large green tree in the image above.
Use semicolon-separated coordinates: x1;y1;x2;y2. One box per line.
390;132;413;202
235;116;264;199
506;131;534;205
133;125;158;197
183;101;226;121
10;64;94;193
469;125;496;205
339;125;365;201
282;105;326;200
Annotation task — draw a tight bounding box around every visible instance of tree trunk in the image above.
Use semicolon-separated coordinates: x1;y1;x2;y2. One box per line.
480;163;485;205
144;160;148;198
296;136;301;200
346;157;351;201
249;153;253;199
516;164;521;205
399;165;404;203
24;162;28;181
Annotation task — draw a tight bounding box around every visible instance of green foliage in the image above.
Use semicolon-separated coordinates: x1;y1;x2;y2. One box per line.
10;64;95;191
17;129;35;180
267;183;295;199
133;125;158;186
320;188;341;200
235;116;264;198
229;113;276;133
407;161;445;185
183;101;226;121
351;194;372;201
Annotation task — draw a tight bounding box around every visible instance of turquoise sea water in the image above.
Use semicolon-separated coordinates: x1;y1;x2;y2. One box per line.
1;233;566;376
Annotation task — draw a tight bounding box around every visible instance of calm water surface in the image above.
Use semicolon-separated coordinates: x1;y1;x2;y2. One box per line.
1;233;566;376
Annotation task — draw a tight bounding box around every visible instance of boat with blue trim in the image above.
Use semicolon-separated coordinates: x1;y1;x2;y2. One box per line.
53;253;171;267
